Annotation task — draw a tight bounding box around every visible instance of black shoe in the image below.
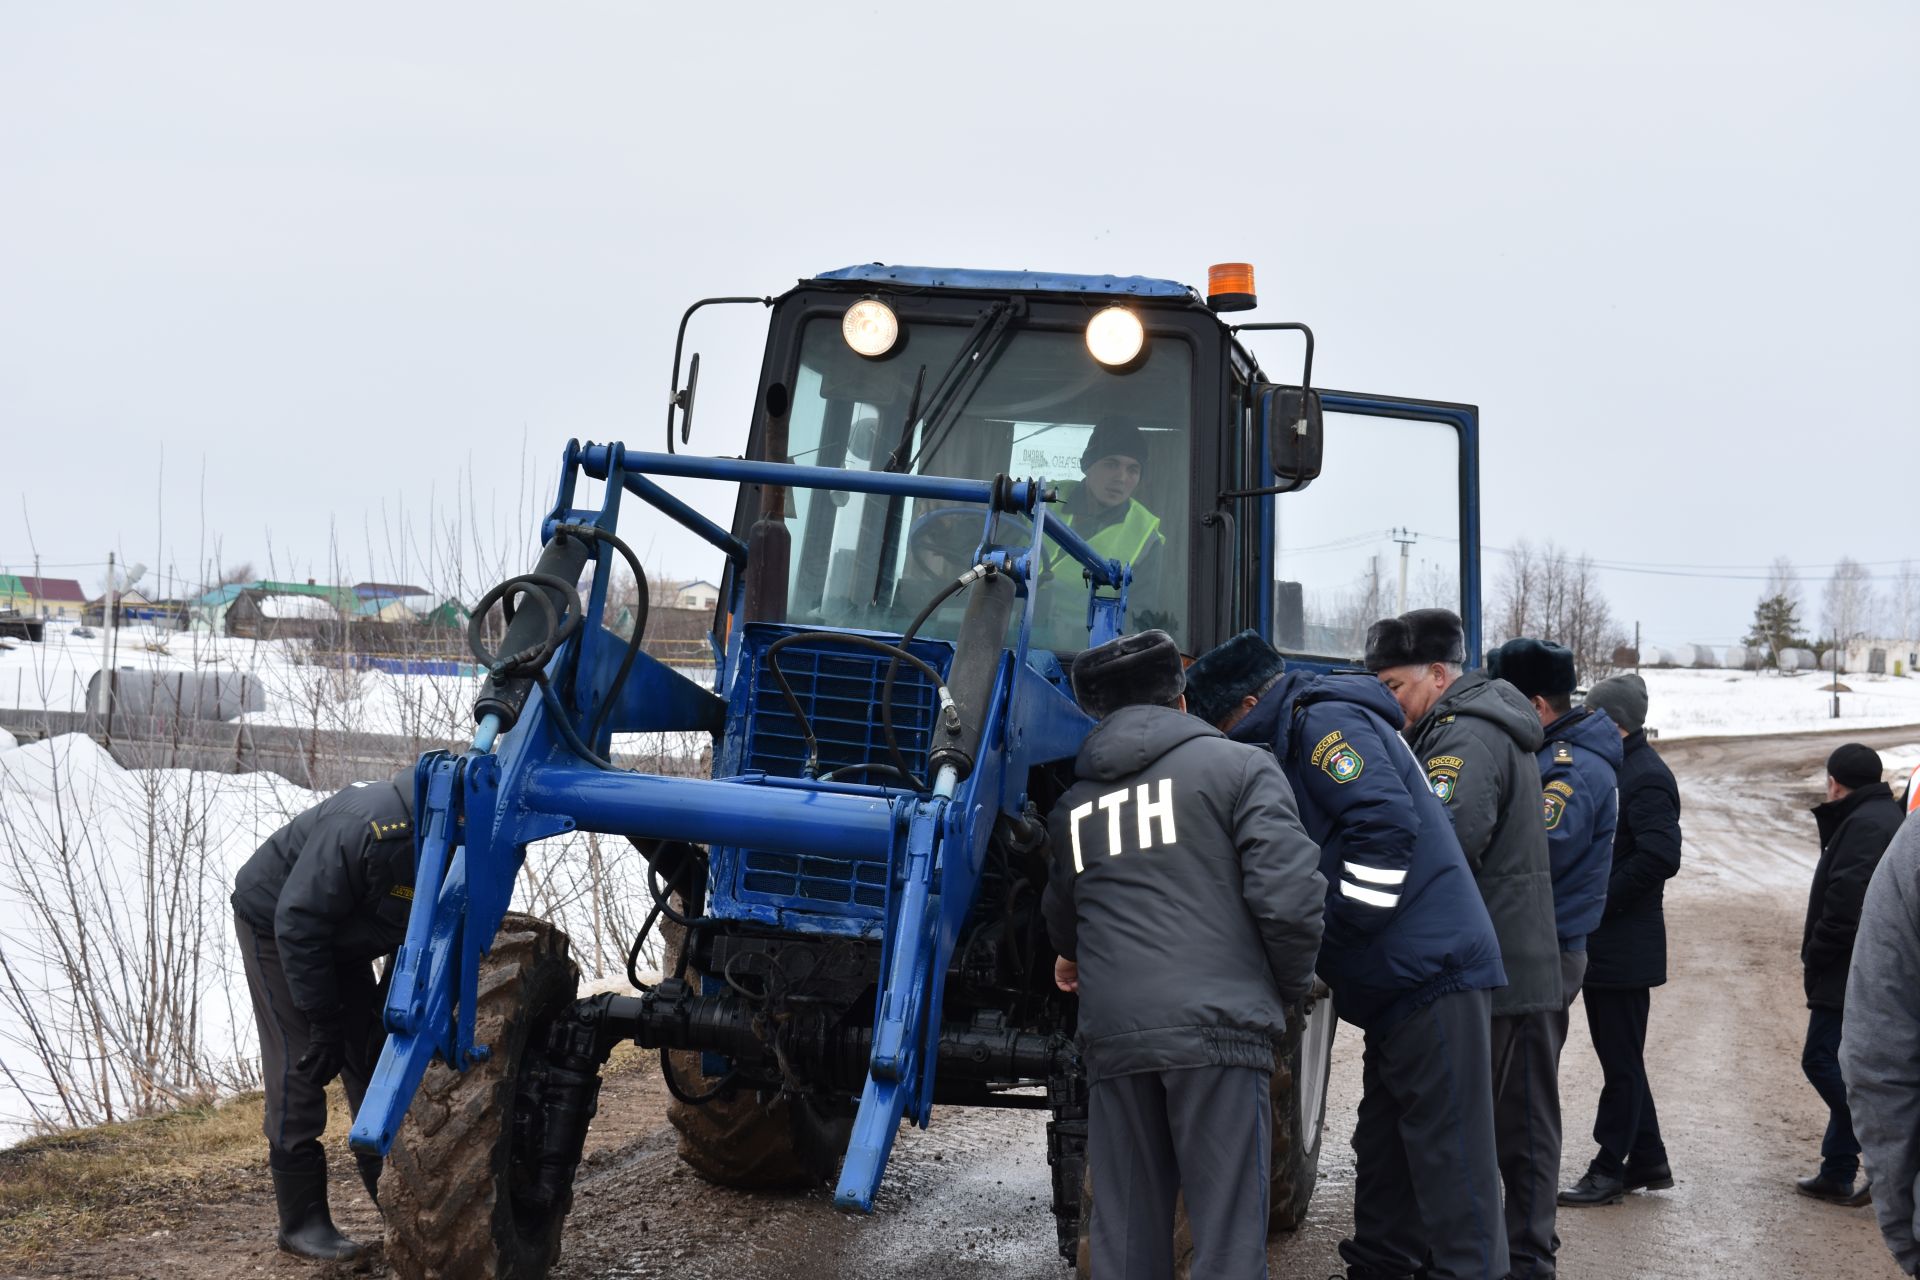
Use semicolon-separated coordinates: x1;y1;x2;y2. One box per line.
354;1150;384;1210
1624;1157;1674;1191
1559;1169;1627;1206
270;1164;367;1260
1796;1170;1869;1206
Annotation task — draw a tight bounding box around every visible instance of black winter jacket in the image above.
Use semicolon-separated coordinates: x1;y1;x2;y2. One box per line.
1233;671;1505;1032
1042;705;1327;1083
1584;731;1682;989
231;773;416;1014
1804;780;1903;1010
1407;672;1559;1016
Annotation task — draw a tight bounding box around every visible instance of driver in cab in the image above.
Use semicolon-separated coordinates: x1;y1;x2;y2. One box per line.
1039;417;1169;645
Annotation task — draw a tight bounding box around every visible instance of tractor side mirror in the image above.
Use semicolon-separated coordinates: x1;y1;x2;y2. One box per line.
671;352;701;445
1259;385;1324;487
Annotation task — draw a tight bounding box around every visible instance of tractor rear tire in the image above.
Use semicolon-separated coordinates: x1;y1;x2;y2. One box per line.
1269;981;1337;1231
383;914;581;1280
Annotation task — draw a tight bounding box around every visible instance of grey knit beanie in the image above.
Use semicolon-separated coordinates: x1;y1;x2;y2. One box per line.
1584;673;1648;733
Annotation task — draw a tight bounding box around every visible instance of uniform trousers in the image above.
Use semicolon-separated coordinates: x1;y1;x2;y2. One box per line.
1488;950;1587;1279
1087;1063;1272;1280
1340;987;1507;1280
1581;985;1667;1176
1802;1006;1861;1181
236;912;383;1171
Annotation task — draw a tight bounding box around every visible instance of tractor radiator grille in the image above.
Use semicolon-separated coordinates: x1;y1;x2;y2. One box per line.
744;642;940;782
711;631;952;932
740;850;889;910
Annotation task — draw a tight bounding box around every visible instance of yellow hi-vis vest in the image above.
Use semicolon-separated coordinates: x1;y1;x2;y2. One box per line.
1044;483;1164;578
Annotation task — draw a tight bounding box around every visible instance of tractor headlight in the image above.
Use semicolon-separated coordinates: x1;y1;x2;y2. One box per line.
1085;306;1145;367
842;299;899;358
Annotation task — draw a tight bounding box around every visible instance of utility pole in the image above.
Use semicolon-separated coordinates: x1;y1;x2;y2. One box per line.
1832;636;1842;720
96;552;116;717
1392;527;1416;614
1634;621;1641;676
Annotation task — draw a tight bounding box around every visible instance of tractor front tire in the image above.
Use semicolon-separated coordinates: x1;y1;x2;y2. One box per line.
658;919;852;1190
666;1054;851;1188
383;914;581;1280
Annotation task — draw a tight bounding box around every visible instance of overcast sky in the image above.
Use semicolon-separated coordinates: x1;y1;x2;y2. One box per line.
3;2;1916;647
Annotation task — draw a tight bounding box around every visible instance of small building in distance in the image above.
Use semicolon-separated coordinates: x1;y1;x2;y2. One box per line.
0;574;88;620
672;579;721;611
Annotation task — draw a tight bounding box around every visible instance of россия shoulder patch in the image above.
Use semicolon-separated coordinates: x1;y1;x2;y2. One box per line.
1426;755;1464;803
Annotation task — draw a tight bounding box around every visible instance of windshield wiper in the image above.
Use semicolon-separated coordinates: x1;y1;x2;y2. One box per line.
879;298;1018;474
868;298;1025;608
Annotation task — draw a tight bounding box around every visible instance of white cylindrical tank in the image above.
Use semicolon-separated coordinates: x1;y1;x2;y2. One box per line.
1780;646;1816;671
1724;645;1752;670
1689;644;1721;669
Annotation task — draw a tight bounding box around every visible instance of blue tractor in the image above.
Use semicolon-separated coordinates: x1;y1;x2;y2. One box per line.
349;263;1483;1277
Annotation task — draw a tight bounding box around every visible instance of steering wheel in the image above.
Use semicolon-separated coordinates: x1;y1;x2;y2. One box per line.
905;506;989;581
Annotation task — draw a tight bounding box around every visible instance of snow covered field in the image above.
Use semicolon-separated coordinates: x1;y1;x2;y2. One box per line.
1639;667;1920;740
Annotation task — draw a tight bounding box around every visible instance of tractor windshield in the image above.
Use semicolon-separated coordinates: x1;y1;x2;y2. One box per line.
776;312;1194;652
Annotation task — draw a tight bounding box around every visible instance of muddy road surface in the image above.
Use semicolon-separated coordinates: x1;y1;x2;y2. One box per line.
18;726;1918;1279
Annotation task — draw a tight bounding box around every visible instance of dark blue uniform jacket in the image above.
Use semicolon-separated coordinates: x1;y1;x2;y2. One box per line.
1537;707;1623;952
1232;669;1505;1032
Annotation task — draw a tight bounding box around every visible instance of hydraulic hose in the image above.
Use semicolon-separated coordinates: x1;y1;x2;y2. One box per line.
467;522;653;772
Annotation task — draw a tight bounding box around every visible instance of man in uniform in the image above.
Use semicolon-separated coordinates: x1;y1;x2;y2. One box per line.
1797;743;1903;1204
231;770;416;1260
1041;630;1326;1279
1036;417;1170;647
1366;611;1559;1267
1187;629;1509;1280
1485;638;1622;1276
1560;673;1682;1206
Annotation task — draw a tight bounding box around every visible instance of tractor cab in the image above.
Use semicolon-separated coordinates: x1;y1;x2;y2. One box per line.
698;264;1482;670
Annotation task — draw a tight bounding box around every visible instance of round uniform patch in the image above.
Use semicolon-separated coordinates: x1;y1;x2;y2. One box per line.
1427;766;1458;803
1323;743;1365;784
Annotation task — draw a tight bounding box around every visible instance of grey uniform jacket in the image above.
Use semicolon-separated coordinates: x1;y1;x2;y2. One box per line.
1042;704;1327;1084
1842;811;1920;1276
1407;672;1560;1017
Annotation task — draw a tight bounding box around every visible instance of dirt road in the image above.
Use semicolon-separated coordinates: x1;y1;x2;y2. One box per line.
18;726;1918;1279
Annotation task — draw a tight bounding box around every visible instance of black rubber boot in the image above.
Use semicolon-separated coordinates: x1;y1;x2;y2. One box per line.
271;1163;367;1260
354;1151;384;1210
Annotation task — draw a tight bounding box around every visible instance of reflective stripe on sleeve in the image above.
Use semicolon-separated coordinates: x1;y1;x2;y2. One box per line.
1341;880;1399;909
1345;863;1408;886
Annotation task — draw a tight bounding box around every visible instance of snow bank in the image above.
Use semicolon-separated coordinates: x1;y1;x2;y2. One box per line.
1638;668;1920;740
0;734;321;1143
0;730;674;1146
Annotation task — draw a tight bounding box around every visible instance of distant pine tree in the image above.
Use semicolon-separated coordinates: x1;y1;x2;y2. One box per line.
1746;592;1807;667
